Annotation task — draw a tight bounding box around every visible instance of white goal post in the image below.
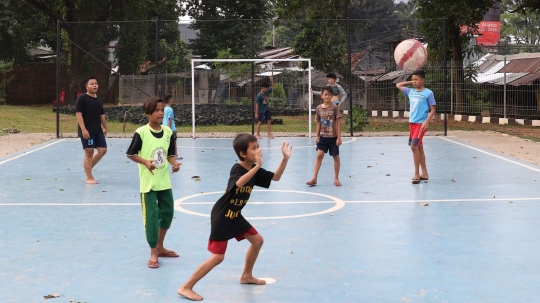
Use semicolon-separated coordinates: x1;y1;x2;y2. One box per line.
190;58;313;138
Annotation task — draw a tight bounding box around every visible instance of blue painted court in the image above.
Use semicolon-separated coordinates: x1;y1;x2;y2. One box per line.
1;136;540;302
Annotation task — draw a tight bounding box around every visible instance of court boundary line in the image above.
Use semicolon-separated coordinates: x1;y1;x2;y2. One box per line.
2;197;539;206
439;136;540;173
0;139;66;165
176;137;357;150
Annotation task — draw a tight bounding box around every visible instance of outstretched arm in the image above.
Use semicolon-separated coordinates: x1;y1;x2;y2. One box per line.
272;142;292;181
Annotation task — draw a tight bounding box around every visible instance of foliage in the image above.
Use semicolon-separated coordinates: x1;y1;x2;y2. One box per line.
270;82;287;107
0;58;14;105
501;0;540;49
345;106;369;132
185;0;269;59
509;0;540;13
213;48;252;81
463;63;489;113
262;24;295;48
273;0;362;71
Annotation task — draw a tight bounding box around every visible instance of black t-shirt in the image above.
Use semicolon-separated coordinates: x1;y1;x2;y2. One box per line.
75;94;104;136
210;163;274;241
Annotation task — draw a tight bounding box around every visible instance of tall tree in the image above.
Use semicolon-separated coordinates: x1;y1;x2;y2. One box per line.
273;0;362;71
18;0;184;102
509;0;540;12
185;0;269;59
501;0;540;48
416;0;495;114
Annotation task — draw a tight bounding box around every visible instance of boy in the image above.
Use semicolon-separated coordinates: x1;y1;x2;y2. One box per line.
177;133;292;301
311;72;347;110
396;70;436;184
255;76;275;139
162;94;182;159
75;77;108;184
126;96;182;268
306;86;343;187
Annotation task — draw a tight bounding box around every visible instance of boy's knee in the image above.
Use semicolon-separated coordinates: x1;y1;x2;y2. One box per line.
212;254;225;264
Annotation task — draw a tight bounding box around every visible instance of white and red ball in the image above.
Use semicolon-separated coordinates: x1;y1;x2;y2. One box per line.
394;39;427;71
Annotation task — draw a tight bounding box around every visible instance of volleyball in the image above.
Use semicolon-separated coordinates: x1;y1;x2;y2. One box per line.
394;39;427;71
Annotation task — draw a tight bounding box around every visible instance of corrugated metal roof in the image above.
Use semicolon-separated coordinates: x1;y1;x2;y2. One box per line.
508;72;540;86
497;58;540;73
477;72;528;85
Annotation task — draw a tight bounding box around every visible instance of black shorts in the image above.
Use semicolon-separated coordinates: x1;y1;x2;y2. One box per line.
316;137;339;156
257;110;272;123
80;133;107;149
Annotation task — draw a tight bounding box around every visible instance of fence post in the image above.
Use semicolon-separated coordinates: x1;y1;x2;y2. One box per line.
442;17;448;136
503;56;507;119
155;18;159;96
56;19;61;139
346;18;353;137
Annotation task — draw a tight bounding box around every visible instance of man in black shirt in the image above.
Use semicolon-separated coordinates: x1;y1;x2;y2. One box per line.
75;77;108;184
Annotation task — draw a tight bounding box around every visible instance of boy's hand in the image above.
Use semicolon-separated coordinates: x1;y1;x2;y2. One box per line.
145;160;156;174
255;113;258;119
255;148;263;167
81;129;90;139
171;162;182;173
421;120;430;132
281;142;292;159
315;136;320;144
336;138;342;146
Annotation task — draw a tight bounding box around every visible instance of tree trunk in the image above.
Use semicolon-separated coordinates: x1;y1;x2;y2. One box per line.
450;26;466;114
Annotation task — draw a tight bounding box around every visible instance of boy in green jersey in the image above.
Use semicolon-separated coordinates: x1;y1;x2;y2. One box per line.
126;96;182;268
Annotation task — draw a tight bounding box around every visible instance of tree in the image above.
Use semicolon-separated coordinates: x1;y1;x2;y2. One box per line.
501;0;540;52
273;0;362;71
19;0;184;103
416;0;496;114
185;0;269;59
509;0;540;12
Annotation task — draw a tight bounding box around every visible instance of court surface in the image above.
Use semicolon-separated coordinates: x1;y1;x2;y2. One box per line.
1;135;540;303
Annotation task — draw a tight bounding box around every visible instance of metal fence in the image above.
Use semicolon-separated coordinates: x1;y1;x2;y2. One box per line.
54;18;538;138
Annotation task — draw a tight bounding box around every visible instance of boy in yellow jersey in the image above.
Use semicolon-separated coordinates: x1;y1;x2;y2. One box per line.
126;96;182;268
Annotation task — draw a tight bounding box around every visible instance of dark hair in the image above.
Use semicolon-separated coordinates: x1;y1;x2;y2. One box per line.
411;70;425;79
142;96;164;115
163;94;173;104
321;86;333;95
261;82;270;88
326;73;336;79
233;133;258;161
85;77;97;86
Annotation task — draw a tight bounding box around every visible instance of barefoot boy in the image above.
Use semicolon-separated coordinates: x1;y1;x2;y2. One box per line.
396;70;436;184
306;86;342;187
178;133;292;301
126;96;182;268
255;76;275;139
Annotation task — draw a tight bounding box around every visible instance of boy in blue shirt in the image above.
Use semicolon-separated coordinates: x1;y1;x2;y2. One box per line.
255;76;275;139
162;95;181;159
396;70;436;184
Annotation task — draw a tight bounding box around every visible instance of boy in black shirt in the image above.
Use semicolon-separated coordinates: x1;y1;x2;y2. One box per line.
177;133;292;301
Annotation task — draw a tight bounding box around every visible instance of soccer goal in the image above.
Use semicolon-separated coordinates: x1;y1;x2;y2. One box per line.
190;58;313;138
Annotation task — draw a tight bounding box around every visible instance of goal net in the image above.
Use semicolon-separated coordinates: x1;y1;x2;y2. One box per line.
189;58;313;138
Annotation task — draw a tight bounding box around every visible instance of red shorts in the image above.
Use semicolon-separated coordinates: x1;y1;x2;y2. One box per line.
409;123;427;146
207;227;258;255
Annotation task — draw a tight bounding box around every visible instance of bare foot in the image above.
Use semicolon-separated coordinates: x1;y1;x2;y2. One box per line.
306;180;317;187
177;286;203;301
240;276;267;285
334;179;342;186
157;248;179;257
267;133;274;139
256;134;262;139
86;179;98;184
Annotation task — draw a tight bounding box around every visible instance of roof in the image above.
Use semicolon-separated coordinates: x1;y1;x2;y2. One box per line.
473;52;540;86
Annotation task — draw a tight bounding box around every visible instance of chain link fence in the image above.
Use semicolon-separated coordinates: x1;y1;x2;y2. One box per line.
53;18;538;138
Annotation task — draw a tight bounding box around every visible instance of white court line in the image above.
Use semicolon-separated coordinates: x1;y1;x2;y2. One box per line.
0;139;66;165
2;197;539;206
439;136;540;173
177;137;357;150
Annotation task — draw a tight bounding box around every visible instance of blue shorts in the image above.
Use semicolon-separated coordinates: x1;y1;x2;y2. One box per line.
80;133;107;149
316;137;339;156
257;111;272;123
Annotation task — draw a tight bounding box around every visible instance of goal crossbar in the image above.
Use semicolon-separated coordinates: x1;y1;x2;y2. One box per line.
190;58;313;138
